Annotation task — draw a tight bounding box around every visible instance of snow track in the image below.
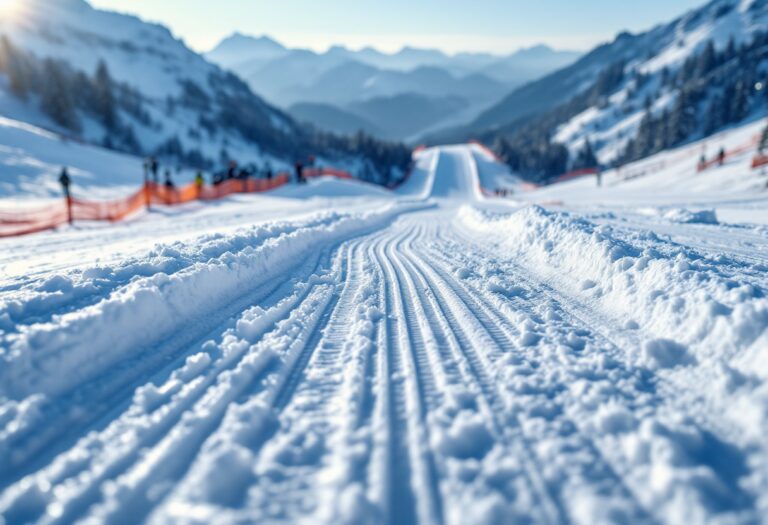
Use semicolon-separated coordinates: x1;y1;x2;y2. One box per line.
1;146;767;524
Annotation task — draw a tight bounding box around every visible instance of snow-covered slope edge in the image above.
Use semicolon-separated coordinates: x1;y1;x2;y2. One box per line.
445;0;768;182
0;0;410;185
457;203;768;520
0;199;431;477
458;205;767;358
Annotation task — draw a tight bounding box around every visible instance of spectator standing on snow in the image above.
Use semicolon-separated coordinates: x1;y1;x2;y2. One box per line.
718;147;726;166
150;157;159;184
194;171;205;198
295;161;305;184
164;169;175;189
59;167;73;224
59;167;71;198
227;161;238;181
264;162;274;182
760;124;768;154
142;158;150;185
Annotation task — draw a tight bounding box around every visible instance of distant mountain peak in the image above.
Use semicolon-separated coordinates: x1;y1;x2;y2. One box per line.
213;32;285;51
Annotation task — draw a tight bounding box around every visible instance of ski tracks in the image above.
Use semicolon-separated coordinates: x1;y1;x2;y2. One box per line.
2;204;760;524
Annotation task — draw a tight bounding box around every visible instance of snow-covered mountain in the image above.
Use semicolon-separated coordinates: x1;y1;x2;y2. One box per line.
0;0;410;183
443;0;768;180
207;34;580;81
205;33;580;141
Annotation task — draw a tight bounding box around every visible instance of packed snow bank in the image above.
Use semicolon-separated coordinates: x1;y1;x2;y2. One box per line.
526;118;768;210
272;176;392;199
429;146;483;201
0;201;427;402
395;147;438;200
469;143;524;195
458;205;768;361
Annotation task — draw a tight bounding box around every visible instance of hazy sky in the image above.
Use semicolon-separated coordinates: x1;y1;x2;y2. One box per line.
89;0;705;54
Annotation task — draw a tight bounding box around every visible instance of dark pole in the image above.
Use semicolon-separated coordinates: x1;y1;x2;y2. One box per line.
65;188;73;225
143;160;151;211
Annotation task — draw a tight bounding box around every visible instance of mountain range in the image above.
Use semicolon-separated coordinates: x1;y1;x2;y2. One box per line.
205;34;581;141
427;0;768;181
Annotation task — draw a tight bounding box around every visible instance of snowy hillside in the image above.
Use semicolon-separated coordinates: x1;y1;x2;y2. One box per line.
0;114;144;200
1;138;767;524
0;0;410;184
1;1;767;523
552;0;768;164
440;0;768;182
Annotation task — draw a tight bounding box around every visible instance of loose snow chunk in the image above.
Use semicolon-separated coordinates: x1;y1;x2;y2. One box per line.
455;267;471;279
663;208;719;225
595;402;636;434
643;338;695;369
437;410;495;460
335;484;380;525
176;352;213;382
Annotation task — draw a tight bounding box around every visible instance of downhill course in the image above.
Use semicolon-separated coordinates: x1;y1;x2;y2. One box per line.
1;144;768;525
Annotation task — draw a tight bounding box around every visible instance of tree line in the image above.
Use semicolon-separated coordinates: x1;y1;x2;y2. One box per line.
620;33;767;164
0;35;411;187
486;31;768;182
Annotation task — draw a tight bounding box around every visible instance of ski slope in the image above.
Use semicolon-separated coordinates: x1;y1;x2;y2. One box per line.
1;144;767;525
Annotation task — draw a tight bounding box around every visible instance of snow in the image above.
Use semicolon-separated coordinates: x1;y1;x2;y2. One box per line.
550;0;768;165
1;135;768;524
0;115;144;201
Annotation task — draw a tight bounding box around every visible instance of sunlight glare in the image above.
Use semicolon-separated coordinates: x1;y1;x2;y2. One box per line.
0;0;22;20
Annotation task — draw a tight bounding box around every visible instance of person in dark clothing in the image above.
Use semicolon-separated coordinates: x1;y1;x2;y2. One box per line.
264;162;274;181
227;161;238;180
164;169;175;189
150;157;159;184
295;161;305;184
58;167;71;197
718;147;726;166
59;167;73;224
760;124;768;154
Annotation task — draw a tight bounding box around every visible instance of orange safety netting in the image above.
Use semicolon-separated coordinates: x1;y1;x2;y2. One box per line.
0;168;353;238
752;154;768;169
697;135;760;172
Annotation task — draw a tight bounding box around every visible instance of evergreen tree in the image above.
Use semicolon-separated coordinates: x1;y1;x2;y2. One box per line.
40;59;79;131
572;138;598;170
93;60;116;129
703;95;725;135
2;36;33;99
667;89;697;146
696;41;716;77
759;123;768;154
729;79;749;123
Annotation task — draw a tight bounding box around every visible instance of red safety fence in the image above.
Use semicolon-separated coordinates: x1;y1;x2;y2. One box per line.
552;167;600;184
697;135;760;172
469;140;505;164
0;168;355;238
752;154;768;169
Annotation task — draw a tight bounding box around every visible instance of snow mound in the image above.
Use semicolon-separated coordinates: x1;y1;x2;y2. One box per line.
459;204;768;360
0;202;426;402
273;177;392;199
663;208;719;225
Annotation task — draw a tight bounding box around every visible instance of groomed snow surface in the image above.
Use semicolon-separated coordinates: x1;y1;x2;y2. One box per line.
1;137;768;525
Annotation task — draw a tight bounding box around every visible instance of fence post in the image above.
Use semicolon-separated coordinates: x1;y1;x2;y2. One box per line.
144;181;152;211
65;193;73;225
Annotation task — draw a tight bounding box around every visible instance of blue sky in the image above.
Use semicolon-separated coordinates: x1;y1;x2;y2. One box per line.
90;0;706;54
